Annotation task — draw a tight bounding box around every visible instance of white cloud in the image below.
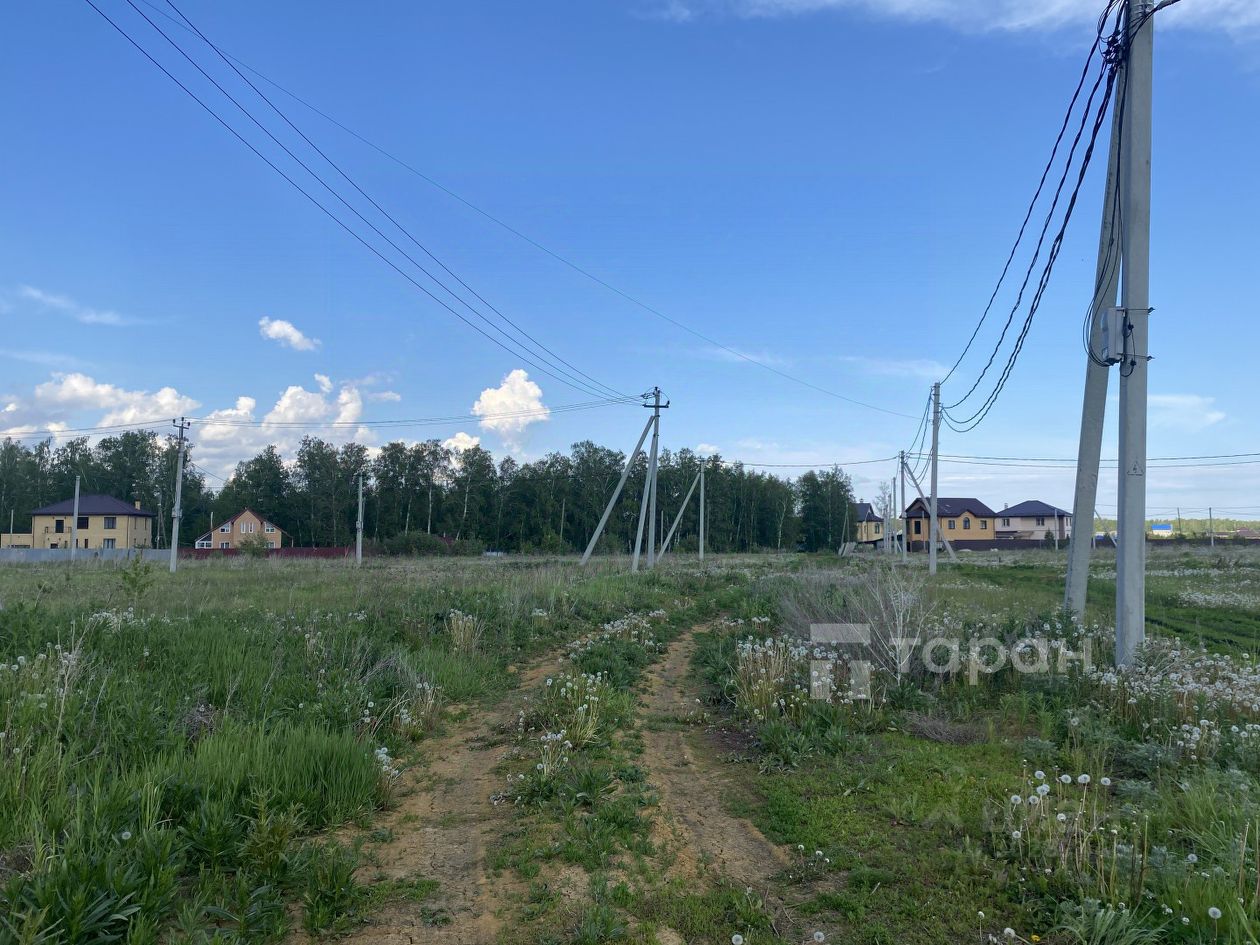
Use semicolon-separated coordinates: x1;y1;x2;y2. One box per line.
31;372;199;426
841;356;948;380
258;317;320;352
472;369;549;450
368;390;402;402
1150;393;1227;433
443;431;480;453
654;0;1259;34
18;285;136;327
314;373;333;393
697;442;722;454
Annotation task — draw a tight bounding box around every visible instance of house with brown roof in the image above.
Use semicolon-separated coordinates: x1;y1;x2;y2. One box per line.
854;502;884;544
194;509;284;550
28;495;155;550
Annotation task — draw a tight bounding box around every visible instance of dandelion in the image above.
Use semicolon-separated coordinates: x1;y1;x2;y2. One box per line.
1034;770;1046;780
813;934;826;943
1011;830;1021;840
1077;774;1091;785
1057;813;1067;823
1209;906;1222;920
1003;929;1016;939
1010;795;1023;805
1100;777;1112;786
1059;774;1072;784
120;830;132;841
731;936;744;945
1036;784;1050;796
1187;853;1198;864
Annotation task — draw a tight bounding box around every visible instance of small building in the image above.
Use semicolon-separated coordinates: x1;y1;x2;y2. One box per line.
996;500;1072;541
904;497;997;542
195;509;284;550
29;495;154;550
854;502;884;544
1149;523;1174;539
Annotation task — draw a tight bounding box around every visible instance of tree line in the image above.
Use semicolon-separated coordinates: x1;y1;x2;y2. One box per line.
0;432;860;554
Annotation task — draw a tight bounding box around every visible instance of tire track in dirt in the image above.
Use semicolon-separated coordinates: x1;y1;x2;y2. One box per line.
334;657;560;945
640;627;791;890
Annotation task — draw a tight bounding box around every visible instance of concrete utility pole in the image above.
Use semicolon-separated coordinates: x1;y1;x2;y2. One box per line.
1209;507;1215;548
356;472;365;566
1116;0;1155;668
1065;69;1125;618
7;509;13;549
70;475;81;562
646;387;665;569
699;460;705;562
659;467;702;560
583;415;654;566
929;382;941;575
169;417;190;574
899;451;908;561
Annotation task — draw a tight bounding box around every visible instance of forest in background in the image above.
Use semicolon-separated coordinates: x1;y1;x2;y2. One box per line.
0;431;859;554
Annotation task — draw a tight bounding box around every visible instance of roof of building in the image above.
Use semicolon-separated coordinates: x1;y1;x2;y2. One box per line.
997;500;1071;519
31;494;155;518
195;508;282;542
905;497;997;519
855;502;883;523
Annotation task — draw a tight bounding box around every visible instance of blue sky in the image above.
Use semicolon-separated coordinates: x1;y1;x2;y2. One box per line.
2;0;1258;517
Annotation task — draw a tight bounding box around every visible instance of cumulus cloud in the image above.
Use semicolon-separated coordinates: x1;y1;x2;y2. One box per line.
314;373;333;393
30;372;199;426
258;317;320;351
652;0;1259;34
443;431;480;453
472;369;549;450
368;390;402;402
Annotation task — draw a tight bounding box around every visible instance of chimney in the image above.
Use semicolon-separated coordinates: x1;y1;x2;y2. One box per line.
134;500;141;510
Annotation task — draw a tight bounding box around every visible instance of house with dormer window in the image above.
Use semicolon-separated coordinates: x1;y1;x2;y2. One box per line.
194;509;284;550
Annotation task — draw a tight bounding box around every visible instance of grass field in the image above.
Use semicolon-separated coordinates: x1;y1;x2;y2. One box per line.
1;546;1259;944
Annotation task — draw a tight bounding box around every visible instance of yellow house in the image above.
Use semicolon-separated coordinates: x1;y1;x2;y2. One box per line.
904;497;997;543
29;495;155;550
194;509;284;550
854;502;884;544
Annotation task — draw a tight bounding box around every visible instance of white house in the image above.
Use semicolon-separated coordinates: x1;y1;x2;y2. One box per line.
995;500;1072;541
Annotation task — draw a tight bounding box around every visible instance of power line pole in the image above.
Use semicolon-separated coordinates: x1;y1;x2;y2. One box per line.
584;415;654;566
356;471;365;566
1116;0;1155;668
699;459;705;562
899;451;908;561
169;417;190;574
70;475;81;562
1065;65;1125;618
929;382;941;575
645;387;666;569
1209;507;1215;548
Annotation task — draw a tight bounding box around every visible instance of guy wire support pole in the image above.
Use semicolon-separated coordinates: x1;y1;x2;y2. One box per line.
1065;66;1125;618
659;466;702;560
929;382;941;575
582;415;654;565
1116;0;1155;668
169;417;190;574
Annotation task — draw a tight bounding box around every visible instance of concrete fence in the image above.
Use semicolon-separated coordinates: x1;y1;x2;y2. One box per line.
0;548;168;565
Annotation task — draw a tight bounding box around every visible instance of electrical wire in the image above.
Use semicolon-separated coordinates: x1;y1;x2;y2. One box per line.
125;0;921;423
156;0;629;404
84;0;624;403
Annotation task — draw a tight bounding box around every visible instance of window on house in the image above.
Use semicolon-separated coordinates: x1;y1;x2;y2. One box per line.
196;540;212;549
220;541;230;549
265;524;275;533
102;538;116;549
1036;516;1046;526
914;520;922;535
875;523;881;534
77;516;89;530
219;524;230;533
240;521;254;534
103;516;116;529
948;520;956;530
963;518;971;530
1002;518;1011;527
80;538;88;549
267;540;275;549
55;519;64;533
981;520;988;530
49;541;58;549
